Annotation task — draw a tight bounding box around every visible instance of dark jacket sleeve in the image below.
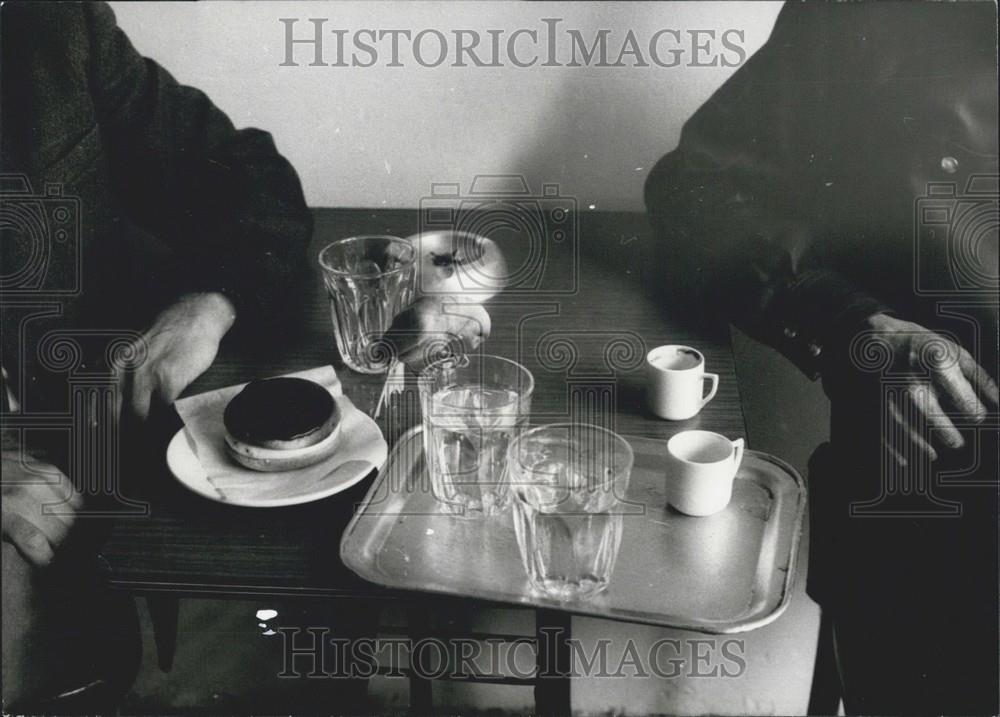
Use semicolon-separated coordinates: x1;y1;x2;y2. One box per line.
644;4;890;379
83;2;312;324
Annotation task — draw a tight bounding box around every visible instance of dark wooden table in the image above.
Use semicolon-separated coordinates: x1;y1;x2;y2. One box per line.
99;207;747;712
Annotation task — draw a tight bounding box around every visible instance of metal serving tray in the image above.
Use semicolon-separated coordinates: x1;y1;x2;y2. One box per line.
340;427;805;633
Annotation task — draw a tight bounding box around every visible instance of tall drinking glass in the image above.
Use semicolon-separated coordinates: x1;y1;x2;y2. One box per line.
319;236;416;374
419;354;534;518
507;424;634;601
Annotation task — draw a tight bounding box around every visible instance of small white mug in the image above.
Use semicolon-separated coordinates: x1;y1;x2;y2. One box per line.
666;430;745;516
646;345;719;420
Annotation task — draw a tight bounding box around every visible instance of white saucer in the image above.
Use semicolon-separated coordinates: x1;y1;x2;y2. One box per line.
167;394;387;508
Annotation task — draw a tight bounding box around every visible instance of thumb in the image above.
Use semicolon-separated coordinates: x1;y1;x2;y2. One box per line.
153;371;187;409
442;302;491;346
126;371;153;421
2;512;55;568
396;304;493;370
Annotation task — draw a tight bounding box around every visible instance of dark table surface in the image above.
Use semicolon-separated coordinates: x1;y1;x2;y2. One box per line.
99;208;746;599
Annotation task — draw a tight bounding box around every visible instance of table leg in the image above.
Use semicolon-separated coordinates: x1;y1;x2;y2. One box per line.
534;609;571;717
406;603;434;714
807;610;841;715
337;600;381;713
146;595;180;672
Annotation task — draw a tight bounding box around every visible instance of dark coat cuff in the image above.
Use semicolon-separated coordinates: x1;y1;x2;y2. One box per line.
774;270;891;379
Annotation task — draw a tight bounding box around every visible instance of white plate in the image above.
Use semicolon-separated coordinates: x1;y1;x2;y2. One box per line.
166;394;387;508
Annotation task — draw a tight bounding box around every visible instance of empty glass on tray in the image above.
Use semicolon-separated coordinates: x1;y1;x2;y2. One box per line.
507;423;634;601
419;354;534;518
319;235;416;374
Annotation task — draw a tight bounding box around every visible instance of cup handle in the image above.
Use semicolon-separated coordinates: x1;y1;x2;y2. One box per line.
731;438;745;469
701;373;719;407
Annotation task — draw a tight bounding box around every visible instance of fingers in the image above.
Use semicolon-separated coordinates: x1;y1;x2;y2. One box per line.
122;354;187;420
905;383;964;450
887;400;937;465
2;512;55;568
151;364;187;410
444;303;491;346
45;465;84;512
118;310;221;422
22;482;79;529
932;361;987;423
4;452;82;510
15;455;64;480
958;349;1000;411
29;510;71;545
9;466;81;522
863;322;992;460
387;298;492;369
415;303;490;365
69;481;84;510
1;484;79;567
881;437;909;471
1;453;80;568
35;478;81;526
127;369;154;421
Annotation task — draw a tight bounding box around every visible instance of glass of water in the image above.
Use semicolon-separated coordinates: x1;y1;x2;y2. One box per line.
507;423;634;601
319;235;416;374
419;354;534;518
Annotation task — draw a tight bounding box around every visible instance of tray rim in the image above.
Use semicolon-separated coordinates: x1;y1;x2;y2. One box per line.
340;425;806;634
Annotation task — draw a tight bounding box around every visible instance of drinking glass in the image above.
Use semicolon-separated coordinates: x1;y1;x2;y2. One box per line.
319;235;416;374
419;354;534;518
507;423;634;601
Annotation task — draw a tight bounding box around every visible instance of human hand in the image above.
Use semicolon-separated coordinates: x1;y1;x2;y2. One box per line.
118;293;236;420
382;296;491;371
860;313;998;466
1;452;83;567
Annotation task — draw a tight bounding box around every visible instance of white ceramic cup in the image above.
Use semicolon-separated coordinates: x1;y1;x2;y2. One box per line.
646;345;719;420
666;430;745;516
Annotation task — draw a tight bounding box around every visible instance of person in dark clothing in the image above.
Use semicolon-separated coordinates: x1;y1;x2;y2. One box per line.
1;2;314;706
1;0;318;704
2;5;491;709
645;2;998;714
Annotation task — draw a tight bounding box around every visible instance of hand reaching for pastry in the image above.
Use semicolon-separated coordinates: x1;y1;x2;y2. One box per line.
116;292;236;421
382;296;491;371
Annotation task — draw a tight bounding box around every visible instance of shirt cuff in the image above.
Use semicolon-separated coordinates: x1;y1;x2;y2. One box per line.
774;270;891;379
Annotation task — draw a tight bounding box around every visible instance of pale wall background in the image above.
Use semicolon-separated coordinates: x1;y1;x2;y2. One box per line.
111;3;830;715
111;1;783;211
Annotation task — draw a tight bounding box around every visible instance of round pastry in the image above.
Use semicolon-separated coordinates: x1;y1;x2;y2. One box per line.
223;377;341;472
